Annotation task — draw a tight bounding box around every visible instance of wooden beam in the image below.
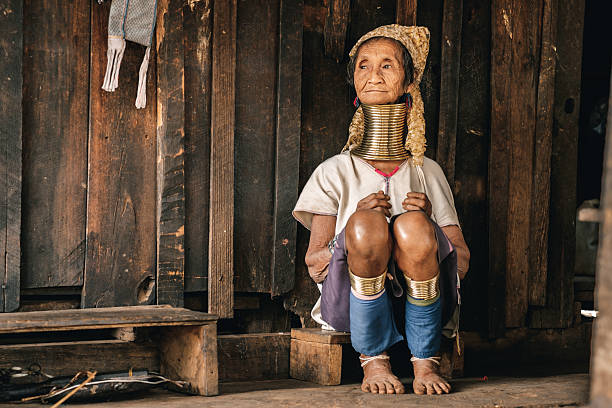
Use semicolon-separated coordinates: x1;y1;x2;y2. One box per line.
530;0;584;329
183;0;213;293
83;2;158;307
490;0;542;329
323;0;350;62
436;0;463;186
590;70;612;407
488;0;512;337
528;0;558;307
0;0;22;312
209;0;237;318
271;0;303;296
156;0;186;307
396;0;417;26
218;333;290;382
21;1;89;290
0;340;159;378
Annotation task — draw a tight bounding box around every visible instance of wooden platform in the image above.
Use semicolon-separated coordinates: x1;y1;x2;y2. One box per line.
1;373;590;407
0;306;219;396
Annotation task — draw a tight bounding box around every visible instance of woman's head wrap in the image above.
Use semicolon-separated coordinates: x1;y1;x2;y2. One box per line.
343;24;430;166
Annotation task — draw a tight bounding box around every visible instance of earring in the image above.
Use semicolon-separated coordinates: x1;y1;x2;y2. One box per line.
400;93;413;109
353;97;361;108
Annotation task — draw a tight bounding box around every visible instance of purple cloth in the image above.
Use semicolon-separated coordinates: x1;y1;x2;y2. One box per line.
320;211;458;333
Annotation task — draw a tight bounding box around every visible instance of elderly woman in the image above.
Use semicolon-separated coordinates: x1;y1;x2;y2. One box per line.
293;25;470;395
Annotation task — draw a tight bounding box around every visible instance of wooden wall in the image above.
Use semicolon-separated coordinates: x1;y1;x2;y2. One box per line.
1;0;586;338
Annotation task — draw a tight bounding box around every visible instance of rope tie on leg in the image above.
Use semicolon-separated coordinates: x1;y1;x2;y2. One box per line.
410;356;441;366
359;354;390;368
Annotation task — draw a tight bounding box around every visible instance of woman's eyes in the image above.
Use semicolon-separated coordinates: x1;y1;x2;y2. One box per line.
359;64;393;70
383;64;392;69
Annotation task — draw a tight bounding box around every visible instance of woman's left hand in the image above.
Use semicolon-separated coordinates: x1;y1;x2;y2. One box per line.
402;192;432;217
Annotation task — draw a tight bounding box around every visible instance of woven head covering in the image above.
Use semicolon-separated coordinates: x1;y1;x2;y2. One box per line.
343;24;430;166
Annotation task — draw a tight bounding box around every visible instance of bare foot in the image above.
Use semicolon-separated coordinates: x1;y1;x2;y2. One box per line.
360;353;405;394
412;358;451;395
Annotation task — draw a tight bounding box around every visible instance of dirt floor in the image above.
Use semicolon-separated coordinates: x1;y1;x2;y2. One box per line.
1;373;589;407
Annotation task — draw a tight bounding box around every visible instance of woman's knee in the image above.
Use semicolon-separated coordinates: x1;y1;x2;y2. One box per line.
346;209;391;260
393;211;437;261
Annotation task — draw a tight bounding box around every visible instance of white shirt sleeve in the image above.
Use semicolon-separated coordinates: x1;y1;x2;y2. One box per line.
292;161;340;231
423;159;461;228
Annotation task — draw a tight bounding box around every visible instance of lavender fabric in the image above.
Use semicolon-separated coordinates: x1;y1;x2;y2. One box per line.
320;211;458;333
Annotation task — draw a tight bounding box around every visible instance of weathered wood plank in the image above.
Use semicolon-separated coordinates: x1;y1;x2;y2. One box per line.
83;2;158;308
530;0;584;329
0;0;22;312
436;0;463;186
291;328;350;344
0;340;159;377
183;0;213;293
209;0;237;318
21;0;89;289
488;0;512;337
160;324;218;396
0;305;217;333
234;0;279;293
396;0;417;26
452;0;490;332
156;0;185;307
590;71;612;407
416;0;443;159
528;0;558;307
218;333;290;382
290;338;343;385
504;0;541;328
490;0;542;329
323;0;350;62
271;0;303;296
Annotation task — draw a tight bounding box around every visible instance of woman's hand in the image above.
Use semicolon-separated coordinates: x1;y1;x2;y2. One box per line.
402;192;432;217
305;215;337;283
356;190;392;217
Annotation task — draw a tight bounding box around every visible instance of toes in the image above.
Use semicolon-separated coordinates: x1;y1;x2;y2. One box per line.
361;382;370;393
413;380;426;395
377;382;388;394
369;382;379;394
383;381;396;394
440;381;451;393
391;379;405;394
432;383;443;395
425;383;436;395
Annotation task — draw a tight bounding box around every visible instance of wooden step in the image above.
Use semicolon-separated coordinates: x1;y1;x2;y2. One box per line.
0;305;216;333
0;305;219;396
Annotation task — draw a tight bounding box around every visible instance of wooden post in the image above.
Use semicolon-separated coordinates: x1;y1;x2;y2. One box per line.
323;0;350;63
436;0;463;187
183;0;213;293
528;0;558;307
0;0;22;312
396;0;417;26
83;2;158;308
271;0;303;296
490;0;542;330
530;0;584;329
209;0;237;318
156;0;186;307
590;70;612;408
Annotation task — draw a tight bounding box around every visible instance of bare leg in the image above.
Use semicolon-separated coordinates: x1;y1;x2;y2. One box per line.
393;211;451;395
345;210;404;395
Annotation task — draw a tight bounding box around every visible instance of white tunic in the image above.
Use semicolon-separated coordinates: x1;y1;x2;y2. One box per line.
293;151;460;233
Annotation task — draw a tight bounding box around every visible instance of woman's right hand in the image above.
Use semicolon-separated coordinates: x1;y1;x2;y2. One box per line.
356;190;392;217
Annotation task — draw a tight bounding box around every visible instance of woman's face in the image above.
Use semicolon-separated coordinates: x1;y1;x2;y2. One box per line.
353;38;407;105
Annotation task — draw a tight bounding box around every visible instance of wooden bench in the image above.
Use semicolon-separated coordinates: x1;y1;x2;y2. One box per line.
290;328;464;385
0;305;218;396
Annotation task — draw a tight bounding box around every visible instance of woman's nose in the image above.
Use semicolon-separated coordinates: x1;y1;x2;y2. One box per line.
367;68;383;83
